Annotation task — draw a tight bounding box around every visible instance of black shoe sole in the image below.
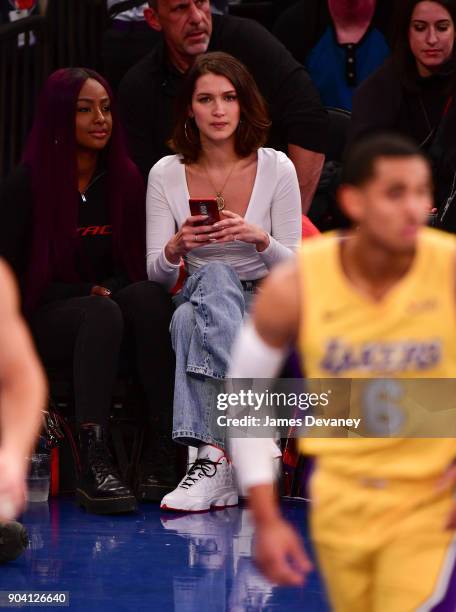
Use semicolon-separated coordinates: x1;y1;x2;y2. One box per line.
136;483;175;503
0;522;29;563
76;489;137;514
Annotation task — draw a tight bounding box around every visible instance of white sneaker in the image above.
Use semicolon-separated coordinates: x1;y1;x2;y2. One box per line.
160;456;238;512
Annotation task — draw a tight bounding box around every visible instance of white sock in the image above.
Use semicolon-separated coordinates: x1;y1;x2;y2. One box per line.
197;444;225;462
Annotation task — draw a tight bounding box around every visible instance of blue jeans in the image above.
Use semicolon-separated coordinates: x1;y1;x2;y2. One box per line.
170;262;256;448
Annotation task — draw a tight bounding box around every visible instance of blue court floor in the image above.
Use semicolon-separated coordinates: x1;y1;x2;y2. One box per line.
0;498;329;611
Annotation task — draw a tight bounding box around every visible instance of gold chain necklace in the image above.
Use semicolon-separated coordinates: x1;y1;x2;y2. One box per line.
202;160;238;211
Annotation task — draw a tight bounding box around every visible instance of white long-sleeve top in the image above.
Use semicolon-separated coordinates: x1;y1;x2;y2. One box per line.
146;148;302;289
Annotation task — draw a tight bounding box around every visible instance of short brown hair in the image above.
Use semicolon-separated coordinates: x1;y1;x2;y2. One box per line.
169;52;270;164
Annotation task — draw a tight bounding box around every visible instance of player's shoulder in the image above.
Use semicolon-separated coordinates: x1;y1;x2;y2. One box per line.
421;226;456;254
260;257;300;305
419;229;456;290
254;257;301;341
299;231;339;257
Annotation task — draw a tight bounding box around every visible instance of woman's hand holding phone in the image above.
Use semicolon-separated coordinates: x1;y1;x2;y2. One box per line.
165;214;216;264
164;202;269;264
208;210;270;252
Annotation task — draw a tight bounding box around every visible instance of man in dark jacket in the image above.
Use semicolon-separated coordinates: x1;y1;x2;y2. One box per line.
118;0;328;213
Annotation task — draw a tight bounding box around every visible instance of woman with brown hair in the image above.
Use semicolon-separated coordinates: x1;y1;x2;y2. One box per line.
146;52;302;512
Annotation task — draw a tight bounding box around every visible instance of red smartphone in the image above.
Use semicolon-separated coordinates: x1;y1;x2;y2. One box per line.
189;198;220;226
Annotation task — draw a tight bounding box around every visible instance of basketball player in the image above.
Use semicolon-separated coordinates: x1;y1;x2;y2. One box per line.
229;134;456;611
0;259;46;561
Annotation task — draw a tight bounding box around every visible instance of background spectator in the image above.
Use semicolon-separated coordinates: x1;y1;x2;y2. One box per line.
102;0;229;91
118;0;328;214
102;0;161;92
273;0;392;111
350;0;456;232
0;67;177;514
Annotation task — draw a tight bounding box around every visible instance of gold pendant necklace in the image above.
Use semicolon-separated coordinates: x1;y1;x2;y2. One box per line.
215;193;225;211
203;160;238;212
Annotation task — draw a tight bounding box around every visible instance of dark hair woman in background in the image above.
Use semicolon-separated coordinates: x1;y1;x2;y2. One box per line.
350;0;456;231
0;68;176;514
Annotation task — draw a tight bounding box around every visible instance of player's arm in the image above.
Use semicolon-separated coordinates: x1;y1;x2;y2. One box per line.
0;259;47;518
229;259;312;585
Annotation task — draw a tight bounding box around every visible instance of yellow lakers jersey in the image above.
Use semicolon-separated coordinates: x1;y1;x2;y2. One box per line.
297;228;456;479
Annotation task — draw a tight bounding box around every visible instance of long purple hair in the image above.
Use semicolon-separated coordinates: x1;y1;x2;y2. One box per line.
22;67;146;313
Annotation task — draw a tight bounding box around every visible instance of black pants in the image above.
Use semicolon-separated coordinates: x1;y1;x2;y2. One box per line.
31;281;175;430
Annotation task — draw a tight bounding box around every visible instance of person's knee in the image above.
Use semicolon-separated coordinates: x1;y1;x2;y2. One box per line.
119;280;167;301
84;296;124;335
116;281;173;318
201;262;240;286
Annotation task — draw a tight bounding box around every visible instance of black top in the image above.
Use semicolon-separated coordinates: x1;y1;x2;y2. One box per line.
118;13;328;178
0;164;130;306
272;0;393;67
350;58;456;231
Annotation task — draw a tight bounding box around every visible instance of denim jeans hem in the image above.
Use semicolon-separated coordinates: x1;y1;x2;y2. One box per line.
186;364;226;379
172;430;225;449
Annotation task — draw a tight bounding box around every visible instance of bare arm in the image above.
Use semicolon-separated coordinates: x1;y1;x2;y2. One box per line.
0;260;47;518
249;482;312;586
250;257;301;348
287;145;324;215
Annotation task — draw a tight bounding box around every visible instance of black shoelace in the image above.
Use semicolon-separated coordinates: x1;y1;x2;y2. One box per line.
180;458;218;489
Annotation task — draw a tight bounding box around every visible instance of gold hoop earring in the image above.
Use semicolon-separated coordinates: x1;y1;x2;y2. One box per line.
185;119;195;143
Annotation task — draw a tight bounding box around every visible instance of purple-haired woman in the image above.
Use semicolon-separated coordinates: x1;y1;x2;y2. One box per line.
0;68;178;514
